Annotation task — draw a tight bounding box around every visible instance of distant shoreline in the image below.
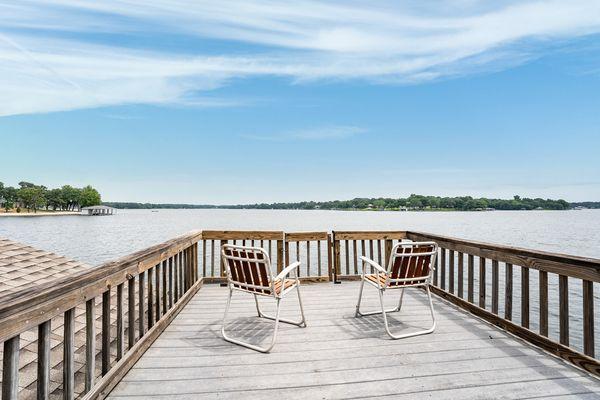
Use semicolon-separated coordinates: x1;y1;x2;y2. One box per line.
0;211;80;217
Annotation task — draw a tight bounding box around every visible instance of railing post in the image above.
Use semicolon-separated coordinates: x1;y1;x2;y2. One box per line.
326;233;333;281
332;231;341;283
583;280;595;357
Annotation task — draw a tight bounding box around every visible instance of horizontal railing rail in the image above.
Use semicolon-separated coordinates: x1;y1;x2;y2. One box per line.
2;229;599;400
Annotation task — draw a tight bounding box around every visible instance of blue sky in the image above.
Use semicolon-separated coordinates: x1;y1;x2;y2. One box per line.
1;1;599;203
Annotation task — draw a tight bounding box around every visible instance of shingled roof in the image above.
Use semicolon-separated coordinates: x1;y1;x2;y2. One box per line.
0;237;92;296
0;237;126;399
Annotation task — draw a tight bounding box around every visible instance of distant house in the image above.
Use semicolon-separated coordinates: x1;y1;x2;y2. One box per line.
367;204;374;210
81;205;116;216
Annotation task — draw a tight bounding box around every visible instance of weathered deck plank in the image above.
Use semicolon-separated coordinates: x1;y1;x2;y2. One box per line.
108;282;600;399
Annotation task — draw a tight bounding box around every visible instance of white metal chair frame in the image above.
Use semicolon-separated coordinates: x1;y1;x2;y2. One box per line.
221;244;307;353
355;241;438;340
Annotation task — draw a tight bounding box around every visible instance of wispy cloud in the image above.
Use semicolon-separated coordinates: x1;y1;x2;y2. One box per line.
1;1;600;116
242;125;366;141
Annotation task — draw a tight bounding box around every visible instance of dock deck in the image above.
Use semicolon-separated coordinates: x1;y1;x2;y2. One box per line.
108;282;600;399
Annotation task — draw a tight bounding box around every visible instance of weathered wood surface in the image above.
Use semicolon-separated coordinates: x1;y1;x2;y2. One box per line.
107;282;600;399
407;231;600;282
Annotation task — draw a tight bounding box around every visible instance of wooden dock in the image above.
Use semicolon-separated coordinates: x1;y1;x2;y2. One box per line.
2;230;599;399
108;282;600;399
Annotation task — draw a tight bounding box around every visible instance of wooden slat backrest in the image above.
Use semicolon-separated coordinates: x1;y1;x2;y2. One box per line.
222;245;273;294
389;242;437;286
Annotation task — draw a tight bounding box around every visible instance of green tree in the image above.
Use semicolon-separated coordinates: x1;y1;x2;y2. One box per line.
18;186;45;212
80;185;101;207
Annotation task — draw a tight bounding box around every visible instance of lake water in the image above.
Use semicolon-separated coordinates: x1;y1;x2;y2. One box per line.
1;209;599;265
1;209;599;354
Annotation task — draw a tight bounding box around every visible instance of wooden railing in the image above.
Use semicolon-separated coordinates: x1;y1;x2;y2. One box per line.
0;231;202;400
407;231;600;376
199;231;331;282
2;229;599;399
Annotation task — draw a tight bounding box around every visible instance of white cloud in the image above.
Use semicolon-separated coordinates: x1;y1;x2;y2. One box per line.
1;1;600;116
242;126;366;141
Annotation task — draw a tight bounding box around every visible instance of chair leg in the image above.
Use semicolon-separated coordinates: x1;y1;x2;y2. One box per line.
381;286;436;340
255;285;306;327
355;280;404;317
222;291;282;353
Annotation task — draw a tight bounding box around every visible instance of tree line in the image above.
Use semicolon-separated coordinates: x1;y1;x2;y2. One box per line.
0;181;102;213
104;194;572;211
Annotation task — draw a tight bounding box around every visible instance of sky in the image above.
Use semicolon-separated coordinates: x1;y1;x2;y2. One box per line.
1;1;600;204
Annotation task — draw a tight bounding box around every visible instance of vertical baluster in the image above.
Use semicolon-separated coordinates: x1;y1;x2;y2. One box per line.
468;254;474;303
285;240;290;269
306;241;310;276
169;257;174;308
102;290;111;375
583;280;595;357
268;240;273;262
162;259;168;313
440;248;446;290
433;249;438;287
193;242;198;283
155;262;161;319
128;276;136;349
318;240;322;276
449;250;455;294
179;250;186;298
138;271;146;336
457;252;464;298
345;240;350;275
492;260;499;314
174;253;180;303
559;275;569;346
64;308;75;399
353;240;358;274
202;240;207;278
211;240;215;277
2;335;20;400
377;240;382;266
539;270;548;336
295;241;301;277
116;283;124;360
327;235;333;280
38;320;51;399
385;239;393;273
85;299;95;392
479;257;486;308
505;263;513;320
521;267;529;328
277;239;284;274
369;240;374;273
148;267;154;328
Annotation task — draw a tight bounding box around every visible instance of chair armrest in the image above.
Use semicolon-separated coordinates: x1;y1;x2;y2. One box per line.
359;256;386;275
275;261;301;281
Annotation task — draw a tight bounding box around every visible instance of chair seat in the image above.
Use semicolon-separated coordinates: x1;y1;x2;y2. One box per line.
364;274;427;287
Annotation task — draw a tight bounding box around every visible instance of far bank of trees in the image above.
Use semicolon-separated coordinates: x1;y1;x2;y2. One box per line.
0;181;101;213
227;194;571;211
104;194;572;211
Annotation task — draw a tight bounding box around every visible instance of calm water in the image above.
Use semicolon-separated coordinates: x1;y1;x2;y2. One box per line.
0;209;599;265
1;209;599;353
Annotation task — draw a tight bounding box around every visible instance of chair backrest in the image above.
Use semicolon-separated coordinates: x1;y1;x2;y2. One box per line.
221;244;274;294
387;241;438;285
